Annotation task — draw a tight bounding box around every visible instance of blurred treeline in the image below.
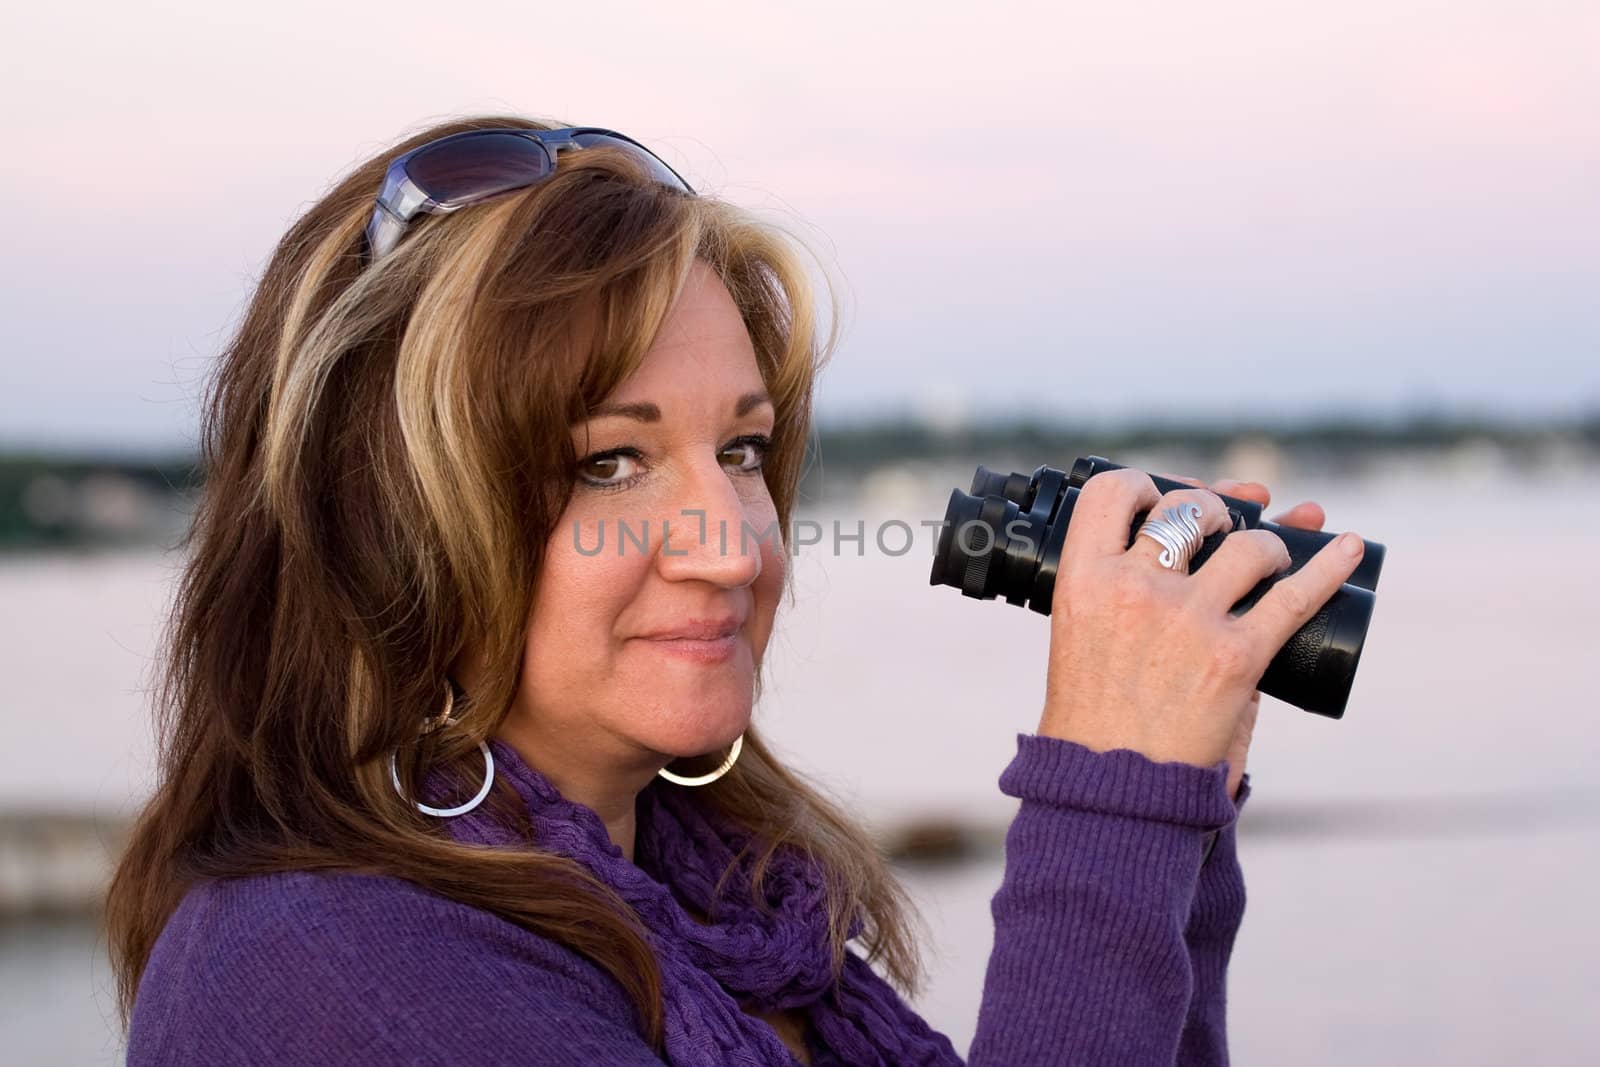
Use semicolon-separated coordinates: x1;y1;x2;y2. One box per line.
0;449;200;551
3;409;1595;550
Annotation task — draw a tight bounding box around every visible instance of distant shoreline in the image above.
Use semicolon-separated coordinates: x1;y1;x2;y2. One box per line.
3;409;1596;550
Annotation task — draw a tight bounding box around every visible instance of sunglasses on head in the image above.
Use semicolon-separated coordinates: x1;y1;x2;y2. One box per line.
362;126;695;263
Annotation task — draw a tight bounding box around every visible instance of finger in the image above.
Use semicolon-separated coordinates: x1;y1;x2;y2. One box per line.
1212;478;1270;508
1236;531;1368;653
1187;528;1293;612
1062;468;1164;563
1268;501;1326;531
1155;474;1269;513
1124;488;1236;571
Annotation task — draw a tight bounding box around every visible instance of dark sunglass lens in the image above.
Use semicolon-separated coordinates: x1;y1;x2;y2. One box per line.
406;132;552;202
570;132;690;190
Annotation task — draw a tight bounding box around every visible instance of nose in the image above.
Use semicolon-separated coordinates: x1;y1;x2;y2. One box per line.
654;458;764;589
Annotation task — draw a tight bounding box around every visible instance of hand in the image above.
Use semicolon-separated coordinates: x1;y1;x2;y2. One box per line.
1159;474;1328;802
1035;467;1363;792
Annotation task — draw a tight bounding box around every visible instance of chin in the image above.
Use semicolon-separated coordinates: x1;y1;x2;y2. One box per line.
647;692;752;756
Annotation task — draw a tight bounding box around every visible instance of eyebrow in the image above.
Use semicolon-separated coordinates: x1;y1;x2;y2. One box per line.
587;391;773;423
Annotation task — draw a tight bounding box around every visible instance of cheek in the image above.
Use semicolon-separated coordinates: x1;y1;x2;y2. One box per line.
525;516;648;670
748;506;787;651
756;552;784;643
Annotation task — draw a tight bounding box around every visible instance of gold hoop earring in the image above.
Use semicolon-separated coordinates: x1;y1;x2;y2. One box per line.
656;733;744;787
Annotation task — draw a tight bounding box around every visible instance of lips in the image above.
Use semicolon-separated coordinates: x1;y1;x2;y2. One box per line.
636;617;743;641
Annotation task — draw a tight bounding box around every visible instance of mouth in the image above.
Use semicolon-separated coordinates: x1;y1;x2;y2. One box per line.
635;617;742;642
634;617;744;664
639;633;740;663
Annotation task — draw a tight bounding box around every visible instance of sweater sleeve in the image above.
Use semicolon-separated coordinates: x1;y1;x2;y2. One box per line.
965;732;1242;1066
123;869;666;1066
1178;772;1251;1066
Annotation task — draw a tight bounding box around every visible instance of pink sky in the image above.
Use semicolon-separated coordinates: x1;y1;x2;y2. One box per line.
5;1;1597;447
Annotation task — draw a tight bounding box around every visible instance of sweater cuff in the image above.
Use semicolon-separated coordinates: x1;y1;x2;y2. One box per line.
1000;732;1239;832
1201;771;1254;866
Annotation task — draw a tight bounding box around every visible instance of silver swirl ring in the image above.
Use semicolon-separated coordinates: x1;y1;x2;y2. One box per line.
1136;502;1206;572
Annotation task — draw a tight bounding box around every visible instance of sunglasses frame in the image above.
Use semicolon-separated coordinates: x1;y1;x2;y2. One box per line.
362;126;694;263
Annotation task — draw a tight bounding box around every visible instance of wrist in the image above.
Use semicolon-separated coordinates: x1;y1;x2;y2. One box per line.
1035;714;1229;772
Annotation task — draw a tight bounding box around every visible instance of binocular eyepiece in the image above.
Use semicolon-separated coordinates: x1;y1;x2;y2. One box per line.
929;455;1386;719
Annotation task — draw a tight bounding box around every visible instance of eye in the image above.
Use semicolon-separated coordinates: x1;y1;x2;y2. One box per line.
575;434;773;493
576;447;644;491
720;434;772;474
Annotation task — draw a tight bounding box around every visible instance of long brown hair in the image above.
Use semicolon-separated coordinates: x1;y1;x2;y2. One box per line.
103;114;928;1053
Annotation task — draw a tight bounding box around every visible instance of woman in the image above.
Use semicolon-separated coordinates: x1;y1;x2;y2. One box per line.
107;114;1366;1065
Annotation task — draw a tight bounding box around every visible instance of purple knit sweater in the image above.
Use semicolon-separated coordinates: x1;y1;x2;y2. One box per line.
124;732;1249;1065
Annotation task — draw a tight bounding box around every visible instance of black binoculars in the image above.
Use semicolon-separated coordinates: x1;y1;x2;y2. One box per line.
929;455;1386;719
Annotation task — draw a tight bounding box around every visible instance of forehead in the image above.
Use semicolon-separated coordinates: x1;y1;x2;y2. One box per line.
604;262;766;405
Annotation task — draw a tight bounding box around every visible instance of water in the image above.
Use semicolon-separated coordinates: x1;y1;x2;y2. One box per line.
0;920;124;1066
4;463;1599;1064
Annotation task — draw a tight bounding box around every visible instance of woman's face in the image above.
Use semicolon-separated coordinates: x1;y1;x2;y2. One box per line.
511;259;785;782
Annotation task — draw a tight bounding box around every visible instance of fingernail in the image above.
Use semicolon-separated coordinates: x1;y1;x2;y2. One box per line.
1338;532;1363;557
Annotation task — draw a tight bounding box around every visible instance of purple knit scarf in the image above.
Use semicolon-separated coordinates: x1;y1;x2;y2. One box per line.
423;736;964;1066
